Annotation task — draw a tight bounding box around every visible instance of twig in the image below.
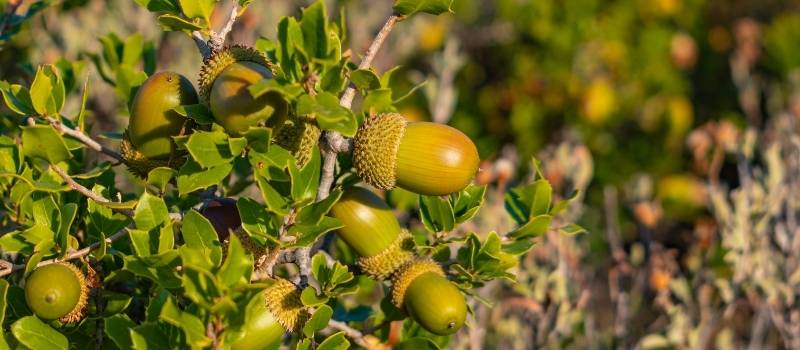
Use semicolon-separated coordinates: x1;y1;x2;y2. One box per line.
45;117;123;162
326;320;376;350
52;165;116;205
192;1;239;59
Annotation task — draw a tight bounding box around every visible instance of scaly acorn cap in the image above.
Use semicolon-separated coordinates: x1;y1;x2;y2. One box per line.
24;262;89;323
353;113;407;190
357;229;415;280
198;45;271;105
273;115;321;167
121;130;186;178
390;258;444;309
263;278;309;332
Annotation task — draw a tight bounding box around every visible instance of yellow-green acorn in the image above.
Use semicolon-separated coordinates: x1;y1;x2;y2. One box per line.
229;293;284;350
392;259;467;336
329;187;414;280
273;115;321;167
262;278;309;333
24;263;89;323
122;71;199;177
199;46;288;136
353;113;480;196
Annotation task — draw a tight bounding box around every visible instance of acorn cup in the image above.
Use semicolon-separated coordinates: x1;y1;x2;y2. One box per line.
198;46;288;136
273;115;321;167
353;113;480;196
329;187;415;280
24;262;89;323
122;71;199;178
262;278;310;333
391;259;467;336
229;278;309;349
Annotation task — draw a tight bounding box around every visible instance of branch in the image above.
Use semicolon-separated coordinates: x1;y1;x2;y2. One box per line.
45;117;123;162
326;320;377;350
338;14;400;109
51;165;117;206
193;1;240;59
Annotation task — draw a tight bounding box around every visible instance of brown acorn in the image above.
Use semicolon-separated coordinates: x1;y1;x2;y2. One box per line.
200;198;271;268
329;187;415;280
353;113;480;196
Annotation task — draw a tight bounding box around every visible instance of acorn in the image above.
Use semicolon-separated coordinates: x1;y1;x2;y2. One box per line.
391;259;466;336
122;71;199;177
329;187;415;280
353;113;480;196
198;46;288;136
24;262;89;323
262;278;309;333
229;292;285;350
273;115;321;167
200;198;272;269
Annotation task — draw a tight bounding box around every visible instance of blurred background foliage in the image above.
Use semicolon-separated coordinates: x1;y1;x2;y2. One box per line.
3;0;800;348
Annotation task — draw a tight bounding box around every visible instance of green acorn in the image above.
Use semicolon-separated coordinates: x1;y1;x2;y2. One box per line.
273;115;321;167
198;46;288;136
329;187;415;280
392;259;467;336
229;292;285;350
122;71;198;177
353;113;480;196
262;278;310;333
24;263;89;323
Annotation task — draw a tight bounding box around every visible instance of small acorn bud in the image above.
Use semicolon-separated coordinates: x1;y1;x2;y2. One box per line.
122;71;198;177
25;263;89;323
353;113;480;196
262;278;309;333
329;187;414;280
199;46;287;136
273;115;321;167
391;259;466;335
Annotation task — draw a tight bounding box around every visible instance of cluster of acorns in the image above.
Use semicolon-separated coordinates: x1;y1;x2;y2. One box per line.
24;45;481;343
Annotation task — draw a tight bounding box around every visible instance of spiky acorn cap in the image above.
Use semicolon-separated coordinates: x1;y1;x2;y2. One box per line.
198;45;271;105
263;278;309;332
391;258;444;309
353;113;407;190
273;116;321;167
357;229;415;280
24;262;89;323
121;130;186;178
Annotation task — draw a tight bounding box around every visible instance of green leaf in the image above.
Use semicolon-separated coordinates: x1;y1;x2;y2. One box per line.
160;297;211;348
135;0;179;12
318;332;349;350
172;104;214;125
185;130;236;168
559;223;587;236
134;192;170;231
147;167;176;193
157;14;204;31
248;79;304;99
176;159;233;196
419;195;455;232
395;338;441;350
300;287;329;307
351;69;381;90
105;315;136;349
361;88;394;114
237;197;278;242
179;0;214;24
21;126;71;163
29;65;65;116
393;0;453;16
130;322;173;350
296;93;357;137
181;265;222;308
287;216;342;247
508;214;552;240
296;189;341;226
0;82;34;115
529;179;552;217
0;280;9;326
122;33;144;66
218;234;254;288
303;304;333;337
10;316;68;350
451;185;486;224
181;210;223;268
254;173;290;215
300;1;328;60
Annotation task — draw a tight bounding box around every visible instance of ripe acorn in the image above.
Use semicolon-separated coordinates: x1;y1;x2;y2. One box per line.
329;187;414;280
199;46;288;136
262;278;310;333
24;263;89;323
392;259;466;336
273;115;321;167
353;113;480;196
229;292;285;350
122;71;199;177
200;198;273;269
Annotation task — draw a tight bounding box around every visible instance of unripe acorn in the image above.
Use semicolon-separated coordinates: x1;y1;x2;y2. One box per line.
262;278;310;333
24;263;89;323
229;293;285;350
392;259;466;336
329;187;414;280
199;46;288;136
122;71;198;177
353;113;480;196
